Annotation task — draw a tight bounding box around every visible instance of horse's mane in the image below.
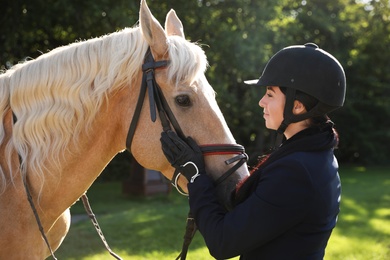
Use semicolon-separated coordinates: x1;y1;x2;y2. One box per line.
0;26;207;194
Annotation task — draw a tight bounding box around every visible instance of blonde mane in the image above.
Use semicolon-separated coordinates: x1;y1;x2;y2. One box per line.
0;26;208;194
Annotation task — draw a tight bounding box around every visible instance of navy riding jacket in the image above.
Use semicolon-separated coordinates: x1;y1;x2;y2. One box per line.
188;128;341;259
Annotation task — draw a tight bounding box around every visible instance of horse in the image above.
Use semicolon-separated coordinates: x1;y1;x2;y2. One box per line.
0;0;249;258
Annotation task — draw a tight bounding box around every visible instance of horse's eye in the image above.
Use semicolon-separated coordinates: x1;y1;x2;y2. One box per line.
175;95;191;107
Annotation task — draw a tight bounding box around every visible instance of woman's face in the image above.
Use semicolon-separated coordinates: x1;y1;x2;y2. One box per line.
259;86;286;130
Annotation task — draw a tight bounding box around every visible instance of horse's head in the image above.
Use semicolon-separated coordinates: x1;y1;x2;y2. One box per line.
129;0;249;209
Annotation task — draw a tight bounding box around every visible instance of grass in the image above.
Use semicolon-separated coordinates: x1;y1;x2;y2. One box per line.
55;166;390;259
326;166;390;260
55;184;216;260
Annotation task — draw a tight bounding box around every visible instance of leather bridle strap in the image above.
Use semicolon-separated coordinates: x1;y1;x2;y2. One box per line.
126;48;183;151
23;175;58;260
12;113;58;260
215;153;248;186
175;212;197;260
200;144;248;185
171;145;248;195
200;143;245;155
126;68;148;149
81;194;122;259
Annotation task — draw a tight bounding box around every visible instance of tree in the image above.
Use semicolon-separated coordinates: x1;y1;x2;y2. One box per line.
1;0;389;165
0;0;140;69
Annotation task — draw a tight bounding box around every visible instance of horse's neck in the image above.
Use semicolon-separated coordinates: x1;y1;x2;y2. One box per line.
29;86;135;224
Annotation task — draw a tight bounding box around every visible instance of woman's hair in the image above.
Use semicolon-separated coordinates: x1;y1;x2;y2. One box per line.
279;86;317;109
279;86;339;146
279;86;330;128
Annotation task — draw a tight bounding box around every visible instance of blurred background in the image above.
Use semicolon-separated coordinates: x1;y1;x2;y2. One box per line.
2;0;389;171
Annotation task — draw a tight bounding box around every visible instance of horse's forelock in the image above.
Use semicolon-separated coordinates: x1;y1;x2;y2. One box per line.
166;36;208;87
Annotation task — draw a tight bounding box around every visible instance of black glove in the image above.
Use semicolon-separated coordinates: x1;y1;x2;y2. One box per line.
160;130;205;183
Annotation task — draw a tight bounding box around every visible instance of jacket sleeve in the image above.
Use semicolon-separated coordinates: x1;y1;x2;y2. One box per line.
188;159;314;259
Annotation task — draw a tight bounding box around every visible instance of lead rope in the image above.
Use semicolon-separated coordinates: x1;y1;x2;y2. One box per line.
14;113;120;259
81;194;123;260
22;173;122;260
22;175;58;260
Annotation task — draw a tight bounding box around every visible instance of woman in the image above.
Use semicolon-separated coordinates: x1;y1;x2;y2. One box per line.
161;43;346;259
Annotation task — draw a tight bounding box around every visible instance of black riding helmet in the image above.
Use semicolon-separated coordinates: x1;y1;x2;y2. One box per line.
245;43;346;146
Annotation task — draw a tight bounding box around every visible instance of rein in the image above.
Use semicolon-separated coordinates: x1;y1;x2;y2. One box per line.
22;174;58;260
12;113;121;260
12;113;58;260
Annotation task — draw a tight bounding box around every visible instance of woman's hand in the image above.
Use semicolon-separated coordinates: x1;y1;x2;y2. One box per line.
160;130;205;183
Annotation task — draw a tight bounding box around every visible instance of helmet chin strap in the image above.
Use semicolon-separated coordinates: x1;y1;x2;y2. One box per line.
274;87;327;148
275;88;296;148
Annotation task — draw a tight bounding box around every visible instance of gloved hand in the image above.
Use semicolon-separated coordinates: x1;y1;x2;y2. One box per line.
160;130;205;183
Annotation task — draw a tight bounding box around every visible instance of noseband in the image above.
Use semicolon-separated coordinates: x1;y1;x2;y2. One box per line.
126;48;248;193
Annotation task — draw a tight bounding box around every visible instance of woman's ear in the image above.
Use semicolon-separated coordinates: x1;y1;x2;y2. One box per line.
293;100;307;115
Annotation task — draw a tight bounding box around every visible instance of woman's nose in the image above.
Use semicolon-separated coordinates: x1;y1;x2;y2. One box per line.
259;96;265;108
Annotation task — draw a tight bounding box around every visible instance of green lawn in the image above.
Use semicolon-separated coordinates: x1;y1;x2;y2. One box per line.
326;166;390;260
55;166;390;259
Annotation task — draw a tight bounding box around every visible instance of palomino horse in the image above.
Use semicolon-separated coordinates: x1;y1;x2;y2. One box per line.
0;0;249;258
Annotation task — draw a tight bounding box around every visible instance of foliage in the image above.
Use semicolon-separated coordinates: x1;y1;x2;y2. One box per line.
1;0;389;165
55;166;390;259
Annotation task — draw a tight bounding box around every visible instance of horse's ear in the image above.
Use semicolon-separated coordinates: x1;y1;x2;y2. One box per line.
165;9;185;38
139;0;168;57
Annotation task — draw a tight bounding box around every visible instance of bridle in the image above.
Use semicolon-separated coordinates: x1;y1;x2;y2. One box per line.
126;47;248;194
125;48;248;260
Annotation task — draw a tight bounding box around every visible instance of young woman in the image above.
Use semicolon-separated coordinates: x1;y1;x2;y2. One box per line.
161;43;346;259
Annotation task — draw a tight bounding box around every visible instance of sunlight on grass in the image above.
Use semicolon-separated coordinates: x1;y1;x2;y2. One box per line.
369;209;390;234
327;228;388;260
325;166;390;260
341;197;368;219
